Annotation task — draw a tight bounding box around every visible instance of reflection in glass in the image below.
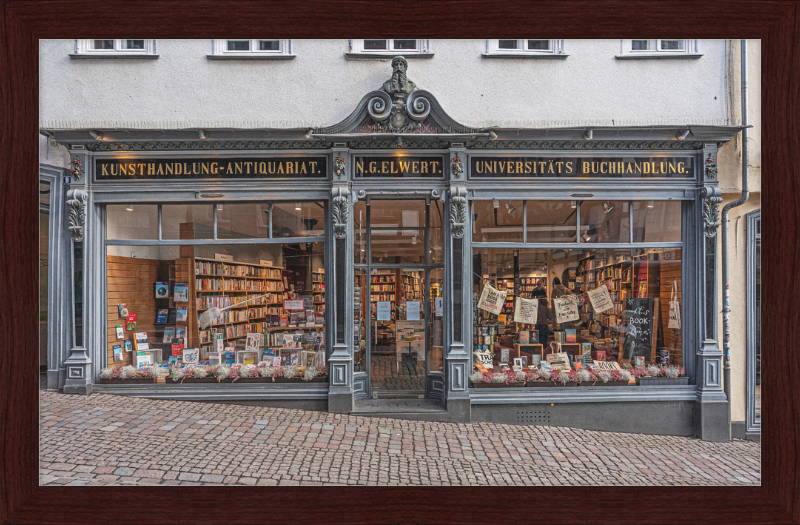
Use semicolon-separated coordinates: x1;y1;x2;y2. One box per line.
216;203;270;239
429;268;444;373
161;205;213;240
272;202;325;238
370;229;425;264
632;201;682;243
473;200;524;243
107;205;159;239
527;201;577;243
580;201;630;243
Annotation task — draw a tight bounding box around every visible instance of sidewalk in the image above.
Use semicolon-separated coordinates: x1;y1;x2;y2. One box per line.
39;380;761;486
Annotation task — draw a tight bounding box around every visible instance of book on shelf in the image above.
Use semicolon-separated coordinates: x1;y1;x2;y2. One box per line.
565;329;577;343
118;303;128;317
315;312;324;326
174;283;189;302
155;281;169;299
279;314;289;327
167;308;177;323
124;339;133;352
156;309;168;324
530;330;539;343
171;343;184;358
176;307;188;322
519;331;529;344
162;327;175;344
134;332;149;351
113;344;123;361
176;326;187;341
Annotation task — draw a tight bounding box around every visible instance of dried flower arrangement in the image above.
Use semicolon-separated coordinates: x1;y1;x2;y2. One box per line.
469;371;484;383
99;367;113;379
258;366;275;378
597;370;612;383
619;369;633;382
283;366;299;379
303;367;318;381
555;369;571;385
537;368;551;381
215;365;230;380
577;369;594;383
514;371;527;383
315;365;329;377
169;366;185;382
491;372;508;384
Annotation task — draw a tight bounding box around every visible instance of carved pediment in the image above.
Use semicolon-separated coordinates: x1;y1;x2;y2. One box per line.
316;56;476;136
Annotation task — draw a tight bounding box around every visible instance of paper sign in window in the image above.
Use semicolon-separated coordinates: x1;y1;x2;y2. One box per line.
553;295;580;324
513;297;539;324
477;284;507;315
587;284;614;314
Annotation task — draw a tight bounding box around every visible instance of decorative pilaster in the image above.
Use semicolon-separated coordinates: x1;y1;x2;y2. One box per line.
62;188;92;395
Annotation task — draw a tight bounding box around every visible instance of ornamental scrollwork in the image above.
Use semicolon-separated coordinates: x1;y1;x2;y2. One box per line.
86;140;333;152
66;189;88;242
700;187;722;238
464;140;707;150
449;187;467;239
332;187;350;239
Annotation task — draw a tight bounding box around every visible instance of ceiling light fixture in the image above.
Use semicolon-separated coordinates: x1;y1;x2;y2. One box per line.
570;200;577;209
583;129;593;140
646;200;655;208
198;130;207;140
126;206;133;211
89;131;102;140
505;202;516;214
493;199;500;208
295;203;301;210
677;129;690;140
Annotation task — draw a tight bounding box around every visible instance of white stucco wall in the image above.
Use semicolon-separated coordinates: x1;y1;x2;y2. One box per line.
39;39;730;130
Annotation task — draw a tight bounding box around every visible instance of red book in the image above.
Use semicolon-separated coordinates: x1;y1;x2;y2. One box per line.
279;314;289;327
126;313;136;322
171;344;184;358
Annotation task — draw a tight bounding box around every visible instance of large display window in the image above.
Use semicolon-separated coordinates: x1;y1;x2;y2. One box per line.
470;200;685;388
100;202;327;385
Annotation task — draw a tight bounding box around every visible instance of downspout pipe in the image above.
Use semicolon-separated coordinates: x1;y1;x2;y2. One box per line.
721;40;750;431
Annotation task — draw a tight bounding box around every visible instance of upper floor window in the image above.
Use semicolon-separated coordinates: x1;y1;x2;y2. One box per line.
347;39;432;59
208;39;294;60
483;39;567;59
72;39;157;58
617;39;702;59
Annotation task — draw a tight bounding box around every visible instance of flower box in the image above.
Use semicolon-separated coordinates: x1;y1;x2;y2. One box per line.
524;381;556;387
303;377;328;383
220;377;270;383
273;377;304;383
551;381;579;387
471;382;513;388
101;378;156;384
637;377;690;386
584;380;633;387
165;377;218;384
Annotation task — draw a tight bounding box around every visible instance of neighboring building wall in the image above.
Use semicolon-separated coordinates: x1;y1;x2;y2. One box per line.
39;39;729;130
39;134;70;169
716;39;761;425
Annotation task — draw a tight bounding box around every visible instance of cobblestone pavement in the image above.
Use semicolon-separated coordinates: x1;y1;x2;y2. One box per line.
39;382;761;487
371;354;426;393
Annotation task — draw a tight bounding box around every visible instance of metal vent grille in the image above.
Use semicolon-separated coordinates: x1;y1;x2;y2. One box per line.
515;409;551;425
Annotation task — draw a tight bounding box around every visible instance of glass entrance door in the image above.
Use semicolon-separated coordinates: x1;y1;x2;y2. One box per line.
353;197;444;399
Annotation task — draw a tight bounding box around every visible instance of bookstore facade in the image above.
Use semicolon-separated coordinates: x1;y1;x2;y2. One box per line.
45;58;742;440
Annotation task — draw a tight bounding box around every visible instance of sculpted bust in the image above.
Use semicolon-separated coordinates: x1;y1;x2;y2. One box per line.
382;56;416;100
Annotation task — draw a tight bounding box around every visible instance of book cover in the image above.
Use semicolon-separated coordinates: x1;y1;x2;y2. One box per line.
168;357;178;366
270;314;280;327
171;344;184;358
156;309;168;323
124;339;133;352
115;325;124;339
167;308;177;323
126;313;137;323
118;303;128;317
314;337;322;351
272;356;281;367
127;321;136;331
113;344;123;361
595;350;606;361
315;312;324;326
223;351;235;364
566;329;577;343
162;327;175;344
213;333;224;353
279;314;289;327
634;356;645;369
135;351;152;367
290;312;300;326
182;348;200;364
174;283;189;302
175;326;187;341
581;342;592;357
519;331;529;344
530;330;539;343
176;307;188;322
155;281;169;299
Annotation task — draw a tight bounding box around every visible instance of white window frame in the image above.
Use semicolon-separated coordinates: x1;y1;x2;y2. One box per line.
618;39;702;59
76;39;155;55
483;39;567;59
349;39;429;55
214;39;289;55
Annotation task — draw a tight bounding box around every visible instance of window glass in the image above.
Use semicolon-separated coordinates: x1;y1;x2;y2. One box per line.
632;201;682;243
216;203;270;239
258;40;279;51
429;200;444;265
371;229;425;264
93;39;114;49
527;39;549;50
660;39;683;50
161;205;214;240
369;200;426;228
106;205;159;240
364;39;387;50
580;201;630;243
754;234;761;419
429;268;444;373
632;40;649;50
104;242;325;375
122;40;145;50
394;39;417;50
527;201;577;243
272;202;325;238
471;247;682;380
498;40;518;49
227;40;250;51
473;200;524;243
354;201;367;264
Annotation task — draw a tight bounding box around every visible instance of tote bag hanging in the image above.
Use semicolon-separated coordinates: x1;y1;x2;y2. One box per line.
668;281;681;329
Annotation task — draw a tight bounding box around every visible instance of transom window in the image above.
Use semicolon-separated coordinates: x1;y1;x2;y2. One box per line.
618;39;700;59
498;39;552;52
484;39;566;58
631;39;685;52
349;39;429;56
225;39;282;53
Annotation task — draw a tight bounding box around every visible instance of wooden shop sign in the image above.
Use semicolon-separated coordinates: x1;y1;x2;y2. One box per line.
95;157;328;181
470;156;694;178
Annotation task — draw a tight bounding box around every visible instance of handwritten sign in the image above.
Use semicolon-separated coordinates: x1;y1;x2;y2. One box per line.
245;333;261;353
376;301;392;321
406;301;421;321
513;297;539;324
593;360;621;371
546;352;571;370
284;299;305;311
553;295;580;324
587;284;614;314
622;298;656;361
478;284;507;315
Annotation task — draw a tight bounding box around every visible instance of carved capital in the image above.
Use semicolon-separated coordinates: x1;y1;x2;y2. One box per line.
704;152;718;180
332;187;350;239
700;186;722;238
334;155;346;179
449;186;467;239
66;189;88;242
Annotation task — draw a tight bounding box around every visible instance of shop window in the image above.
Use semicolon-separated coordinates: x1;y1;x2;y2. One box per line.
632;200;682;243
271;202;325;238
746;210;761;431
484;39;567;58
617;39;701;59
527;201;577;243
209;39;294;59
73;39;157;57
472;247;683;380
161;205;214;240
106;205;159;240
216;204;270;240
580;201;630;244
347;39;432;58
472;199;524;243
354;199;442;266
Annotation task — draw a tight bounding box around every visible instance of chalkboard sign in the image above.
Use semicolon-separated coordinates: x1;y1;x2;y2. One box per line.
622;298;658;362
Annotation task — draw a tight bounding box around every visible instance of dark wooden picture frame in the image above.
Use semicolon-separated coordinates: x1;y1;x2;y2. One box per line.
1;2;797;524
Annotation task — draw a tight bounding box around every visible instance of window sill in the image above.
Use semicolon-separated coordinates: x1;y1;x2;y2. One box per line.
69;54;159;60
345;53;434;61
482;53;569;60
615;53;703;60
207;54;296;61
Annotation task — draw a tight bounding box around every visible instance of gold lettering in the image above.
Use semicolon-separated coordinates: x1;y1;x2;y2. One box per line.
600;162;607;174
309;161;318;174
643;162;650;174
547;162;555;174
295;162;299;174
235;162;243;175
412;161;419;173
157;164;164;175
286;162;294;174
582;162;589;174
259;162;266;174
268;162;275;175
391;161;398;174
170;163;178;175
193;163;200;175
659;162;666;174
369;161;376;173
399;161;410;173
539;161;547;173
148;163;155;176
556;161;563;173
119;164;127;176
567;161;573;174
678;162;685;174
277;163;284;174
634;162;641;174
102;164;109;176
484;161;492;173
211;162;218;175
355;161;363;174
183;162;190;175
668;162;676;173
516;161;523;174
382;161;389;173
525;161;532;174
300;162;307;174
225;162;233;174
626;164;633;173
434;161;441;174
421;161;429;174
